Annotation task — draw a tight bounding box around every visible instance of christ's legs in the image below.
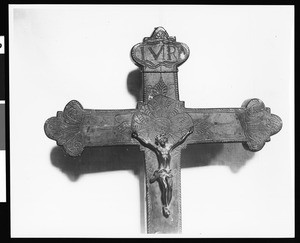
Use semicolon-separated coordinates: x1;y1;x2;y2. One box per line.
166;176;173;205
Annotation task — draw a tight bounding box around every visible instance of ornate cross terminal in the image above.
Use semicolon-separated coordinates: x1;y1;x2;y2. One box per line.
44;27;282;234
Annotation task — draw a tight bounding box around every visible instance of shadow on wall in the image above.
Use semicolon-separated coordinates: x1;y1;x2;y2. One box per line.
51;145;144;182
127;68;143;103
50;143;255;182
182;143;255;173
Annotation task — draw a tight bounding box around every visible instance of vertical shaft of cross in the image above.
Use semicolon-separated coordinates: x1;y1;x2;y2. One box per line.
131;27;190;233
143;147;183;233
142;72;180;101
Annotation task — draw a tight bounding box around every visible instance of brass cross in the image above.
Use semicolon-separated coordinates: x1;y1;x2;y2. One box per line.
44;27;282;234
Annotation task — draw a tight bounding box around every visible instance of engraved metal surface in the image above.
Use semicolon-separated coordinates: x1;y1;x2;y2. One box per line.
44;27;283;234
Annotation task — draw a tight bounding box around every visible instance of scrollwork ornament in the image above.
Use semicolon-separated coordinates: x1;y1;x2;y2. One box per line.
44;100;85;156
240;99;282;151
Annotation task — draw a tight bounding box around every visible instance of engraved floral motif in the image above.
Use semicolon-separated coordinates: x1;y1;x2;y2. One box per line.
239;99;282;151
44;100;85;156
146;76;168;100
114;121;132;141
132;95;193;146
193;115;214;139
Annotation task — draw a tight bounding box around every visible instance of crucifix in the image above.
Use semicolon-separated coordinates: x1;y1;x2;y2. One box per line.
44;27;282;234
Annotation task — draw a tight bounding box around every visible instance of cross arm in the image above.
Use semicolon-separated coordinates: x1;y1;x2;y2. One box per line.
44;100;138;156
185;99;282;151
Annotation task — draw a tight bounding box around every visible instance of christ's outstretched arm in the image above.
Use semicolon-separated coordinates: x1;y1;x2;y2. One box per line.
132;131;156;151
170;126;194;152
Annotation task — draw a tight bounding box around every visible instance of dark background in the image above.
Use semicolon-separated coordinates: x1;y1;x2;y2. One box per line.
0;105;5;150
0;55;4;100
0;0;8;241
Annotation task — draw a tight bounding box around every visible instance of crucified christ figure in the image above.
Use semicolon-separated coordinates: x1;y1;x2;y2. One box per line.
132;126;194;218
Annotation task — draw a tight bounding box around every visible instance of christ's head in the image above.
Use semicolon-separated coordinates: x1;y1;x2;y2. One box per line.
155;133;168;147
